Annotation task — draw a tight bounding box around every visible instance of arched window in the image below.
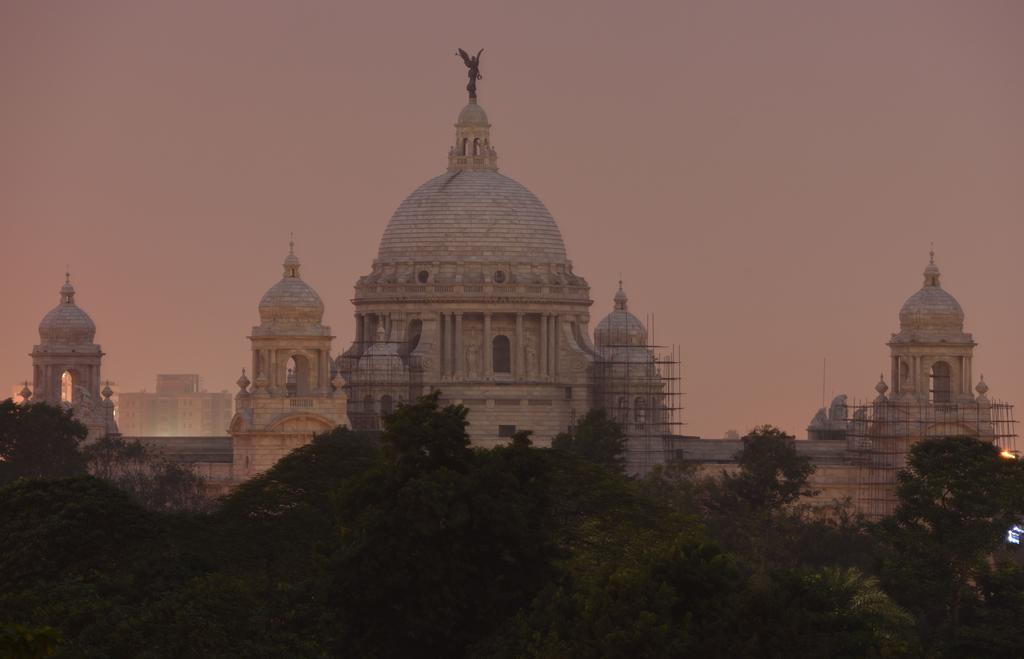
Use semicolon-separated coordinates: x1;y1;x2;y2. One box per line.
461;138;468;155
473;137;481;156
634;397;647;431
381;395;394;415
617;396;629;423
930;361;952;404
286;354;312;396
492;335;511;373
60;370;74;403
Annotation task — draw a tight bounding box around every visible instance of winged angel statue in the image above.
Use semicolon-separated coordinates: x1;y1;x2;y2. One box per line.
456;48;484;100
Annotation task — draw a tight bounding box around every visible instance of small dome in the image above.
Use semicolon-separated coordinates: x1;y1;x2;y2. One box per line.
457;101;489;126
898;252;965;333
38;273;96;345
595;284;647;348
258;242;324;326
358;326;404;377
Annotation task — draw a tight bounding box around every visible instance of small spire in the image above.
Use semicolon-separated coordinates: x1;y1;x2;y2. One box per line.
283;237;301;278
923;248;941;288
613;281;628;311
59;270;76;304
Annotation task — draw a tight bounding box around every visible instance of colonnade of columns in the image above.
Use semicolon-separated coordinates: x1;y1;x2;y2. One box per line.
891;353;974;399
251;347;333;395
433;310;562;381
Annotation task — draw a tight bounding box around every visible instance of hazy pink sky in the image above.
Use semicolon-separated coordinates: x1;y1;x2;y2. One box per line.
2;1;1022;438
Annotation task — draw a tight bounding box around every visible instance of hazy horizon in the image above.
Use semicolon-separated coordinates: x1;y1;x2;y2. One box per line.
3;1;1022;438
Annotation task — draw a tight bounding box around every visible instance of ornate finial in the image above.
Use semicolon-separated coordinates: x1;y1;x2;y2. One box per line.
19;381;32;403
237;368;251;393
102;381;113;400
875;374;889;397
283;237;300;277
60;269;76;303
613;281;628;311
456;48;484;101
976;374;989;397
923;247;941;287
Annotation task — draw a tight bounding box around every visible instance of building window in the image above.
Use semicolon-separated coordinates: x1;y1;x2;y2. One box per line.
930;361;952;404
60;370;74;403
498;425;517;438
492;335;511;373
417;270;430;284
381;395;394;415
634;397;647;431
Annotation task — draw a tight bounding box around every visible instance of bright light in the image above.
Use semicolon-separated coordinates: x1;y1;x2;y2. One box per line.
1008;525;1023;545
1000;449;1018;460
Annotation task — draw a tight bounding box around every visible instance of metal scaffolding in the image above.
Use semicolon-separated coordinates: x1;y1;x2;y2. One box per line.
590;313;684;475
337;331;420;432
843;398;1017;519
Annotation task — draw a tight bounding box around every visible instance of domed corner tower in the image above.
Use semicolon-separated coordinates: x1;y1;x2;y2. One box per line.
592;283;676;475
340;91;596;446
837;250;1017;520
30;272;117;441
230;241;348;481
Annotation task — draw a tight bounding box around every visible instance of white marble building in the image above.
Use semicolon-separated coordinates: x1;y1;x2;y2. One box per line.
229;243;348;480
28;273;117;440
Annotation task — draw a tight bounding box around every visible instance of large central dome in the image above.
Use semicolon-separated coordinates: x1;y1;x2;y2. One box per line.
376;170;568;263
375;99;569;265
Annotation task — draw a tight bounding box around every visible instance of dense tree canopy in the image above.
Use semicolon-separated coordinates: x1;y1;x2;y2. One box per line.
0;399;87;485
551;408;628;473
2;401;1022;658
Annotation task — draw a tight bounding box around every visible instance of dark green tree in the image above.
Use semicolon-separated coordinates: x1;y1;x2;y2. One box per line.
0;400;88;485
84;435;209;512
878;436;1024;649
718;424;817;512
381;390;471;475
551;408;628;473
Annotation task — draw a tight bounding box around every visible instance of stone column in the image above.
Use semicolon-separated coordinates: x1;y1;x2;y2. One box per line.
439;312;447;378
455;312;464;377
540;313;548;378
483;312;492;377
355;313;364;352
552;315;560;378
515;313;524;377
363;315;373;351
434;312;444;378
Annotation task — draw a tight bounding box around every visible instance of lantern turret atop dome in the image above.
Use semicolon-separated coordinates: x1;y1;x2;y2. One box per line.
894;250;971;344
256;240;327;335
448;99;498;172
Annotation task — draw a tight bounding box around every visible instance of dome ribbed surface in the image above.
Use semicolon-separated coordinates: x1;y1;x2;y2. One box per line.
39;302;96;345
376;170;568;263
457;102;489;125
899;286;964;331
595;310;648;347
259;278;324;325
